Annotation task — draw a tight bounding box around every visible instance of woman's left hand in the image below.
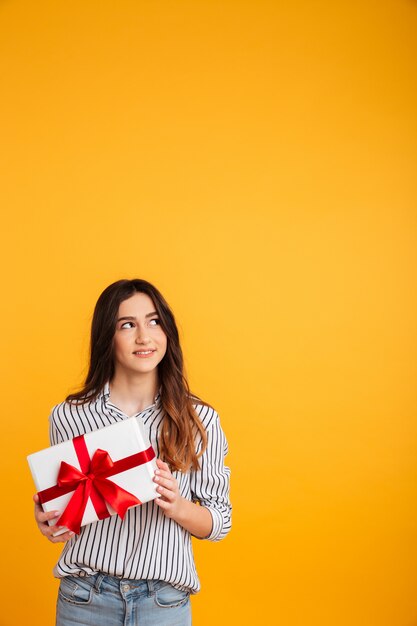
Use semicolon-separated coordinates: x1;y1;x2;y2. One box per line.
153;458;213;538
153;458;185;521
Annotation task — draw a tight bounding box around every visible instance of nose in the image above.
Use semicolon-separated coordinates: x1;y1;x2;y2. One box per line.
135;325;151;344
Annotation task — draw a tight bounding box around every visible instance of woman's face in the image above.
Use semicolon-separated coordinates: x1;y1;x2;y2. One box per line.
112;292;167;378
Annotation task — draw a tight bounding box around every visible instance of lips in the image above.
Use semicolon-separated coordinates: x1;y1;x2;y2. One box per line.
133;350;155;355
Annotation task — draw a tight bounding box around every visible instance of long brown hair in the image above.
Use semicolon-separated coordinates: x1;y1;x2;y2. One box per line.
66;279;209;472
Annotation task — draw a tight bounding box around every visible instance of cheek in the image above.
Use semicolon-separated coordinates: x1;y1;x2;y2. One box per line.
113;335;128;356
159;332;168;355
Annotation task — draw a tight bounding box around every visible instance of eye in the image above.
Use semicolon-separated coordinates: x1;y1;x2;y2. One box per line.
120;321;135;329
149;318;160;326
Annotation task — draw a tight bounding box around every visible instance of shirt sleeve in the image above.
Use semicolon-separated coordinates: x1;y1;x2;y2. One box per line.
48;404;67;445
190;410;232;542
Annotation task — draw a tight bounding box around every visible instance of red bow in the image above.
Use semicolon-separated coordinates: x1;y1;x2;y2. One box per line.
56;448;142;534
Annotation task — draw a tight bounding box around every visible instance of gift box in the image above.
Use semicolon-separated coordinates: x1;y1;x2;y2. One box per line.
27;417;159;536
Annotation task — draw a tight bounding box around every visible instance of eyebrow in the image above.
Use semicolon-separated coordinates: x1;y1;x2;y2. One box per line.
116;311;159;322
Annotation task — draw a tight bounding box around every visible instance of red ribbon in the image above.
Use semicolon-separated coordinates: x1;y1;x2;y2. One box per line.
37;434;155;534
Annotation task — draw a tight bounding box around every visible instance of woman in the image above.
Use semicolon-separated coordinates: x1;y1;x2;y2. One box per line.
33;278;231;626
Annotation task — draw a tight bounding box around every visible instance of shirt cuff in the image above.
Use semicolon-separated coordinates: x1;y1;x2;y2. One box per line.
203;506;223;541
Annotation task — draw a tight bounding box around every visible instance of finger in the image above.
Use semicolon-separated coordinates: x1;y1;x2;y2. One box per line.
38;519;62;535
156;458;170;472
154;467;172;480
35;508;61;524
154;497;170;510
155;484;175;502
42;521;74;540
48;530;75;543
153;475;175;490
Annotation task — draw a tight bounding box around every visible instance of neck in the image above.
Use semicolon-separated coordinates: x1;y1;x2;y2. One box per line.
109;370;160;415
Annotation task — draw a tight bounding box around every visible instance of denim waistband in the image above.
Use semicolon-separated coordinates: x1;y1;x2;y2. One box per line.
76;572;160;595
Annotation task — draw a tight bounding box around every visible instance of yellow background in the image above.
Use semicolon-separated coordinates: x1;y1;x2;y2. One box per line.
0;0;416;624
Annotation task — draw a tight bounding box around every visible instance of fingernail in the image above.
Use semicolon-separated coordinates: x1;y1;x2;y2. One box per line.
155;470;160;475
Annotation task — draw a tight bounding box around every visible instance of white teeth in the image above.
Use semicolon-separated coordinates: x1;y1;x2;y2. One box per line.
135;351;153;355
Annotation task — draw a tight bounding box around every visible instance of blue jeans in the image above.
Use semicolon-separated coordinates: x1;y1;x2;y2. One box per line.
56;573;192;626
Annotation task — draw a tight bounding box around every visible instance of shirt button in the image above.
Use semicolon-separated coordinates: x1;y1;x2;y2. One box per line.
122;584;130;592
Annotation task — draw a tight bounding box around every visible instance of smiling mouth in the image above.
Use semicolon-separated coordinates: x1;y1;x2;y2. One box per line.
133;350;155;355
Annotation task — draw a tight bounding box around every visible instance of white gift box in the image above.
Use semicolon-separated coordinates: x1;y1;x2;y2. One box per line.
27;417;159;536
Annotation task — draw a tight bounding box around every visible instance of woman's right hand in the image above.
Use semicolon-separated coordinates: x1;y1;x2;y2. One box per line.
33;494;74;543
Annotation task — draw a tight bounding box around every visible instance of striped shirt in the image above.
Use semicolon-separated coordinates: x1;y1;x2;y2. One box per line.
48;382;231;593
